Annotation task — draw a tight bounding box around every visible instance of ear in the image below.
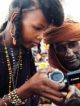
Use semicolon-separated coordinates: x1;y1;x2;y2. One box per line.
11;12;19;23
10;8;20;22
9;9;20;46
9;10;19;36
10;13;17;46
10;22;16;36
10;22;16;46
9;9;19;36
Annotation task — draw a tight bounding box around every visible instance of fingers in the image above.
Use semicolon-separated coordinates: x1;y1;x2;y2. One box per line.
41;86;67;98
44;78;65;91
46;66;55;73
75;87;80;96
41;92;64;104
66;86;76;99
37;71;65;90
38;67;55;74
29;71;67;105
66;85;80;99
38;70;47;75
66;91;73;99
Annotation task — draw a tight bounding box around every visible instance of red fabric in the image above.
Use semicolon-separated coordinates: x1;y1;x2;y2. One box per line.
45;21;80;44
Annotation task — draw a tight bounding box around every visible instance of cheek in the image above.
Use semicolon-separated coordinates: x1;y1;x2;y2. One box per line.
73;46;80;51
74;51;80;58
73;47;80;56
56;51;65;57
22;24;36;43
56;53;64;60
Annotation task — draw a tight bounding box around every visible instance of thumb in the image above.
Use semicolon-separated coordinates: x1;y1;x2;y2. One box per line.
66;91;73;99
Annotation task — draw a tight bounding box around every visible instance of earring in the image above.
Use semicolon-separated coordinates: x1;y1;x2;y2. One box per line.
12;35;16;46
10;24;16;46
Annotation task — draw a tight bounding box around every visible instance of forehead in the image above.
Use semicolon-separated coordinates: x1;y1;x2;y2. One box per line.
22;9;48;24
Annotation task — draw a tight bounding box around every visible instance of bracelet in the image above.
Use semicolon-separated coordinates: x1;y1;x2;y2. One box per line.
2;98;8;106
4;102;7;106
3;89;27;106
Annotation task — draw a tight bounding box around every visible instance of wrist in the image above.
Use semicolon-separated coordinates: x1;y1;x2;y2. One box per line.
3;88;27;106
17;80;33;100
0;97;11;106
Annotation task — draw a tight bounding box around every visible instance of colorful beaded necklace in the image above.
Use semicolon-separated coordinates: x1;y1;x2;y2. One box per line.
3;39;23;92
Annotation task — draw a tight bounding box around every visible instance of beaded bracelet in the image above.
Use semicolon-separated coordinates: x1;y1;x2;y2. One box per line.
3;89;27;106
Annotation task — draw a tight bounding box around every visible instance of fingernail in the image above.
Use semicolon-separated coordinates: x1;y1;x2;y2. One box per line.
62;92;67;96
60;98;64;101
60;83;65;87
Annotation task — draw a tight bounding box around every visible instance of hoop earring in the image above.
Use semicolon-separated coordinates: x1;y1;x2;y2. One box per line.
12;34;16;46
10;25;16;46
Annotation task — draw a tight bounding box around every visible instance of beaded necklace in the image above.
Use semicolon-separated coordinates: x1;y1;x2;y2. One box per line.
10;47;22;89
3;39;23;92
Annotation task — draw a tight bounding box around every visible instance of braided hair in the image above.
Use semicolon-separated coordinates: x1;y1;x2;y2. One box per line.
0;0;64;45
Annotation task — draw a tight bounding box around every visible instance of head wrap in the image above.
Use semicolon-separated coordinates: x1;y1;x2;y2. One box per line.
45;21;80;44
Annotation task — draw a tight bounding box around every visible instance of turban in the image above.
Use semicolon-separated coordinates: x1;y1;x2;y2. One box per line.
44;21;80;44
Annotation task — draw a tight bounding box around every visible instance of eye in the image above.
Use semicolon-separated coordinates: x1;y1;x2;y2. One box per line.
69;42;78;48
32;25;43;31
56;45;66;52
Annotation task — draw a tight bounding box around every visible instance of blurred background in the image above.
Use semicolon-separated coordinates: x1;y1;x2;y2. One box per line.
0;0;80;27
0;0;11;27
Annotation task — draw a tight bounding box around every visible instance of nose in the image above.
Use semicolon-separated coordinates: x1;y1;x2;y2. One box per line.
65;48;75;57
37;33;44;40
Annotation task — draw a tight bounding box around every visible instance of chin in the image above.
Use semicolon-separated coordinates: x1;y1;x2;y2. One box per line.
67;67;79;71
66;64;80;71
63;62;80;71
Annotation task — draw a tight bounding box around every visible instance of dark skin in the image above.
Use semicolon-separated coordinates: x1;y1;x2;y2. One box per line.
54;41;80;71
21;9;49;48
52;41;80;100
0;9;67;106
